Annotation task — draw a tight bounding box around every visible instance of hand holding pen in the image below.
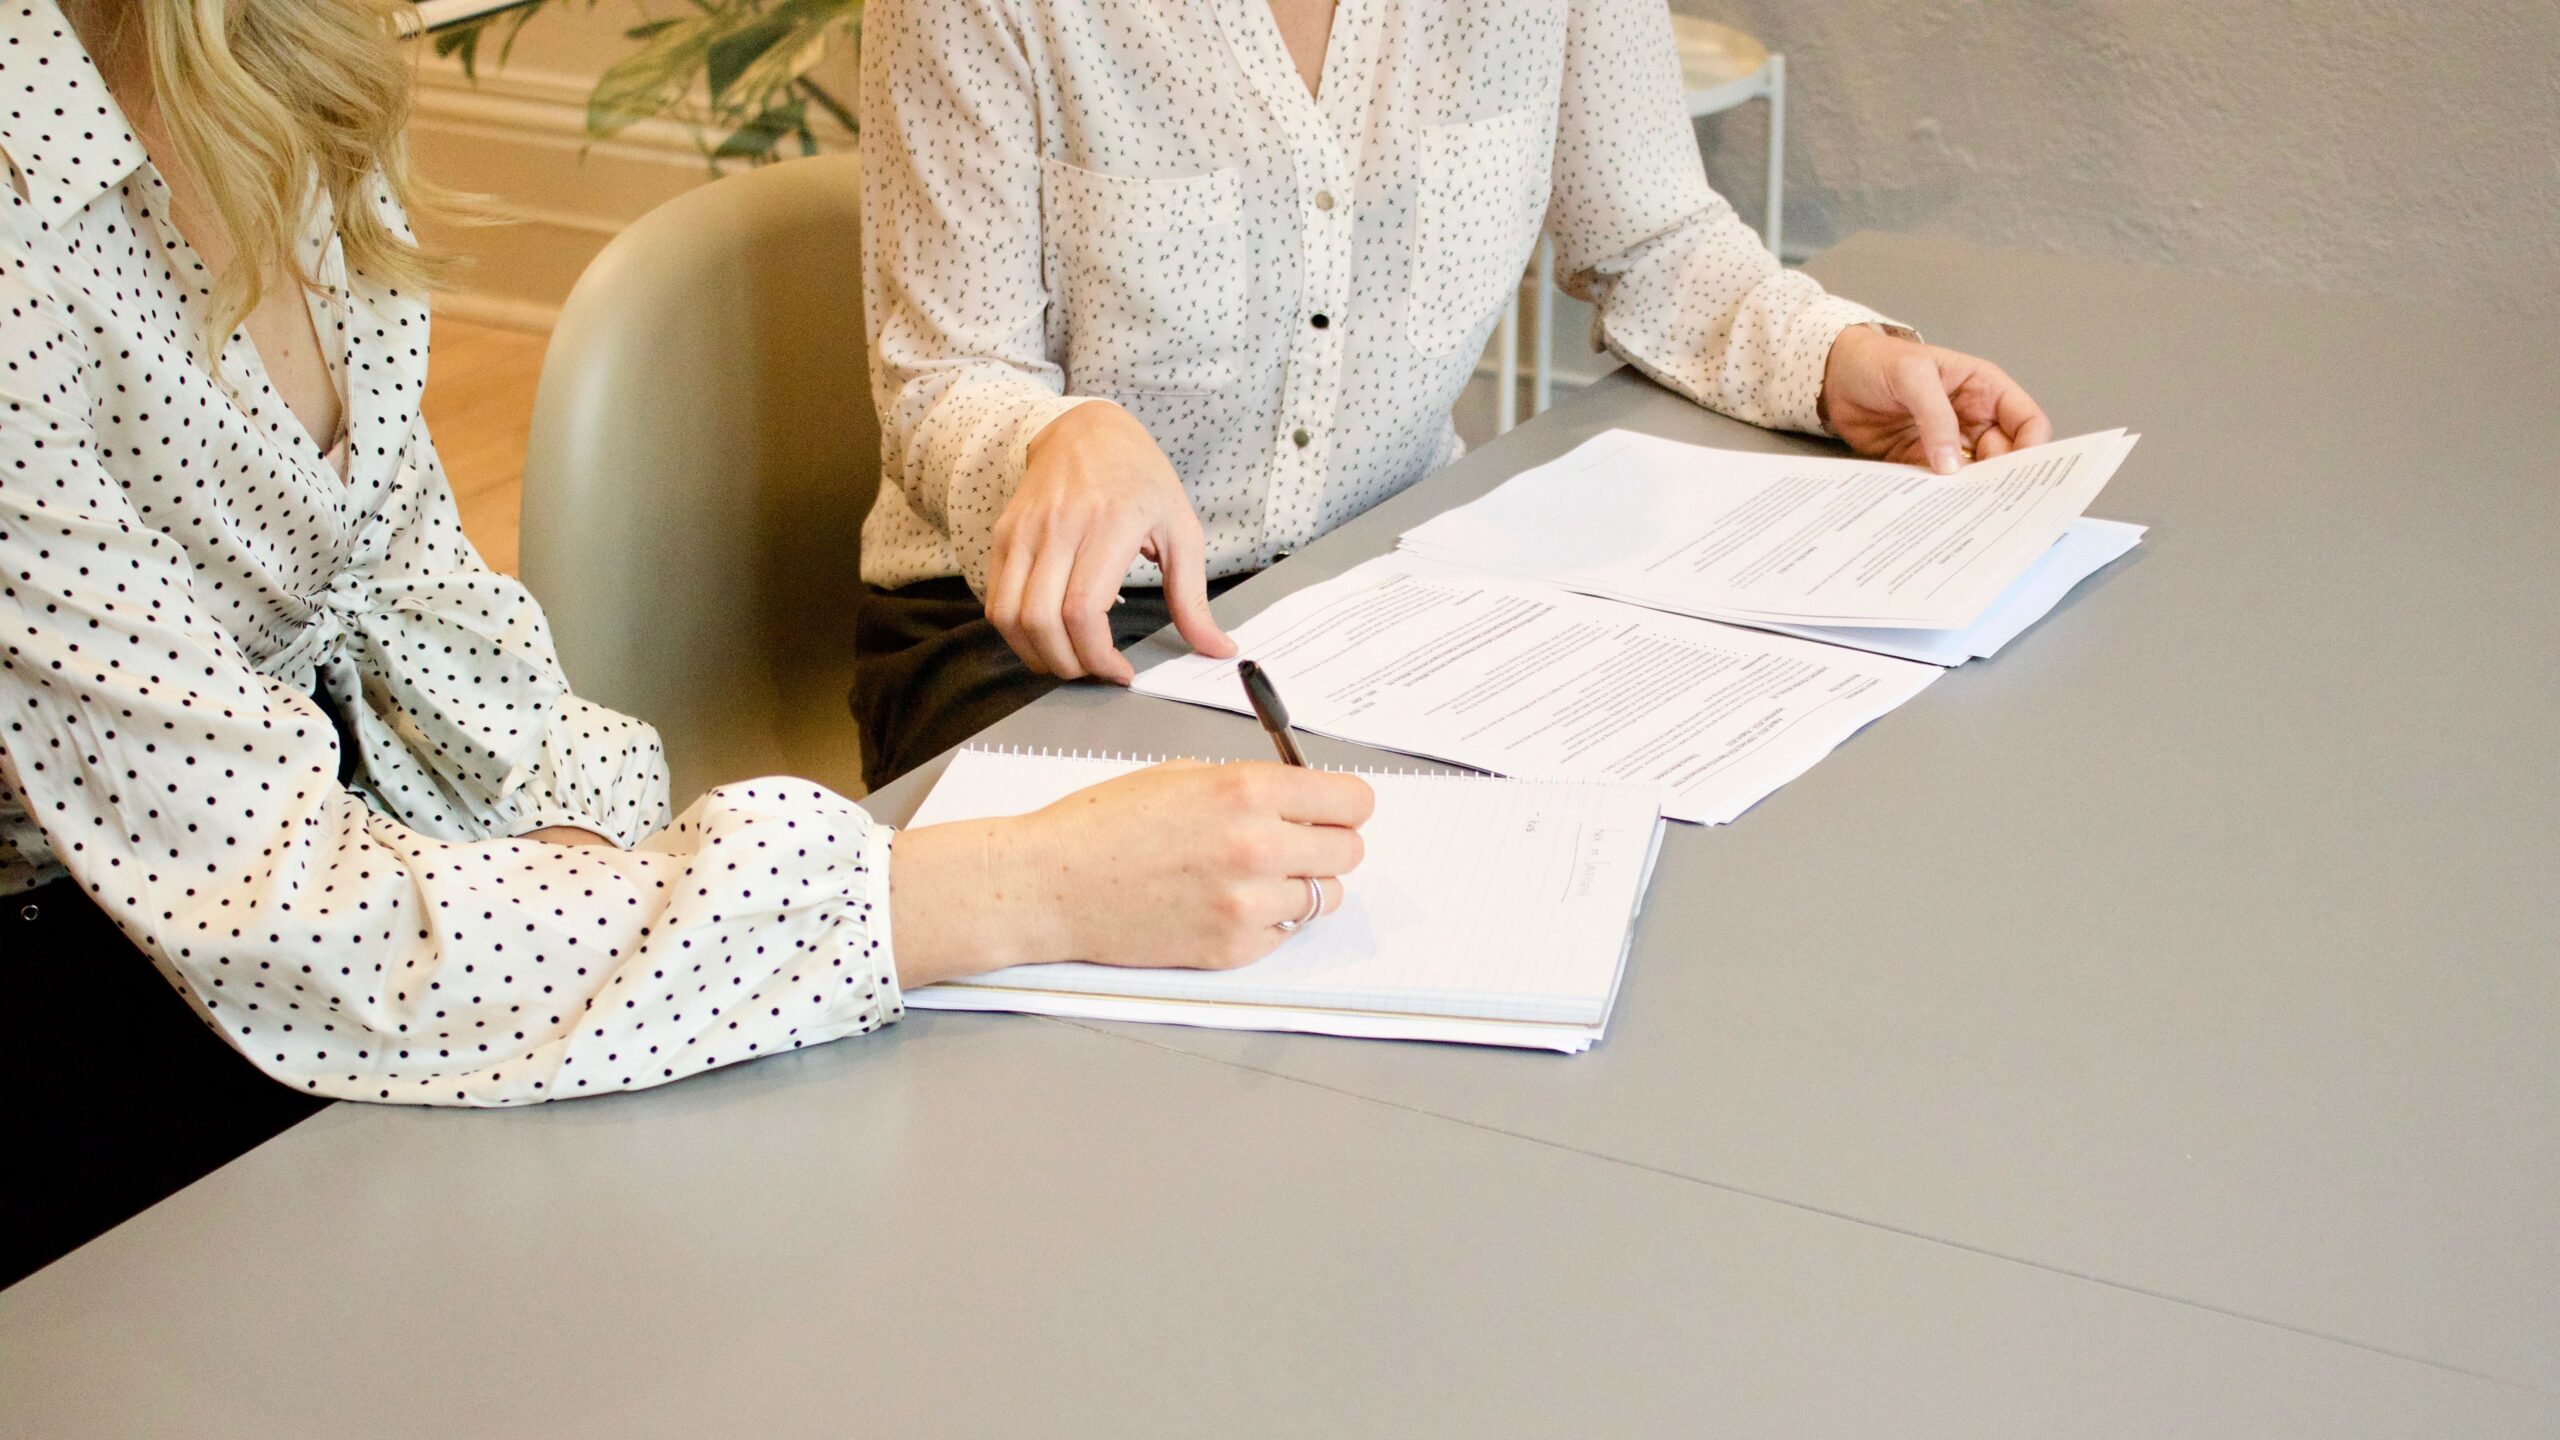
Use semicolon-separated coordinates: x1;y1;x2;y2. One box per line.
1237;660;1330;930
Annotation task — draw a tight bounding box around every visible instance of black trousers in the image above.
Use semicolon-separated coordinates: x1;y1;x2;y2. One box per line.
2;882;327;1289
851;573;1252;792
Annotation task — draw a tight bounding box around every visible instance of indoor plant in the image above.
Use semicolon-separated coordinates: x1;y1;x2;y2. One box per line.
438;0;861;167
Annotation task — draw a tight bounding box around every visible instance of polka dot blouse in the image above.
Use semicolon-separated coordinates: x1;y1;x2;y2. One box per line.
857;0;1901;596
0;4;901;1107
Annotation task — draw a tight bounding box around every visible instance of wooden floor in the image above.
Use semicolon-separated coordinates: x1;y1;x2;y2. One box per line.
423;315;547;575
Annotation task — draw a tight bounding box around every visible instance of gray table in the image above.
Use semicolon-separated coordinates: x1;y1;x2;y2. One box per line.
4;235;2553;1436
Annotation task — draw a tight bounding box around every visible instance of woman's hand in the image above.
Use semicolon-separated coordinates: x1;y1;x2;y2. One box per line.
986;401;1238;684
1820;324;2053;474
887;761;1373;989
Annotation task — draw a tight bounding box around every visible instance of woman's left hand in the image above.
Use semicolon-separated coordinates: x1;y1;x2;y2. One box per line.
1820;324;2053;474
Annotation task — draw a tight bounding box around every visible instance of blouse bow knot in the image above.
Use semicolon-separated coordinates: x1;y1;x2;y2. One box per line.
267;565;570;804
318;569;377;620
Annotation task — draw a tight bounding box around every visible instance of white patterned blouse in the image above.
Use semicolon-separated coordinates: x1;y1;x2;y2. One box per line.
858;0;1902;596
0;2;901;1106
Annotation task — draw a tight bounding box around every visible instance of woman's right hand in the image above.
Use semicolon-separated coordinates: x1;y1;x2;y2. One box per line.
888;761;1373;988
985;401;1238;683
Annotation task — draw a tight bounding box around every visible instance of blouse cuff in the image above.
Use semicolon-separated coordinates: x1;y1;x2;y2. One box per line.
498;696;673;849
638;779;905;1048
789;808;904;1039
952;391;1106;595
508;801;631;845
1782;296;1916;438
852;822;904;1023
1007;392;1105;477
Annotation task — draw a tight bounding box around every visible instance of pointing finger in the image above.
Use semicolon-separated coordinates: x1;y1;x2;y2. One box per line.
1155;511;1237;659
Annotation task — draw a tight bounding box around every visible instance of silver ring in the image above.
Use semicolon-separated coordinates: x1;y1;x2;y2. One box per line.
1273;876;1326;933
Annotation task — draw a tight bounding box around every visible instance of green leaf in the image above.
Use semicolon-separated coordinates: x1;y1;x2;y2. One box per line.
705;16;795;105
587;15;718;137
796;75;856;135
579;0;863;145
433;16;493;80
706;17;836;127
493;6;543;70
712;96;809;164
432;0;552;82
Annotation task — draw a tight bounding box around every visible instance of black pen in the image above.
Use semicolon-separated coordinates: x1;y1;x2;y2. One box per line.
1236;660;1307;767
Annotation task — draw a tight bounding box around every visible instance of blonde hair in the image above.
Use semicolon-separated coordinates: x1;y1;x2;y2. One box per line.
138;0;460;340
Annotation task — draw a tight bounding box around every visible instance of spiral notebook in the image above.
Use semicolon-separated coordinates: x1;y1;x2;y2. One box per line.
901;748;1668;1053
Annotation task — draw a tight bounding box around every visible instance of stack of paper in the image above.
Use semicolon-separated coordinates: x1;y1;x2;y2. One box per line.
1134;428;2143;822
1746;516;2146;666
903;748;1666;1053
1399;428;2141;648
1134;555;1939;825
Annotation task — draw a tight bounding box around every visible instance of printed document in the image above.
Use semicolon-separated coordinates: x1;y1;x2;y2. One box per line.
1750;517;2146;665
1400;428;2136;630
1133;555;1938;825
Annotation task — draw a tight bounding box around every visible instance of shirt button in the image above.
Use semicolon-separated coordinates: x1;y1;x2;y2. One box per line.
1310;313;1330;330
1314;190;1336;211
1292;428;1313;449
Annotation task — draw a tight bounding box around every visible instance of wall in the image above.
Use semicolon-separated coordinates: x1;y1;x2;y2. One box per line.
408;3;856;330
1681;0;2560;318
415;2;2560;345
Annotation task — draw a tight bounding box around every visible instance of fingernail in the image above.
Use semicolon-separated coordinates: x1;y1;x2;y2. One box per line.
1930;445;1962;474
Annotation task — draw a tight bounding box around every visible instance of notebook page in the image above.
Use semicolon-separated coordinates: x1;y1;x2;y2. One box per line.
903;750;1662;1026
918;805;1668;1054
909;984;1609;1054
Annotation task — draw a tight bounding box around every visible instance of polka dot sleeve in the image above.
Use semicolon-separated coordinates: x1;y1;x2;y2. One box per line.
1549;0;1900;437
0;274;903;1107
368;423;676;850
859;0;1096;596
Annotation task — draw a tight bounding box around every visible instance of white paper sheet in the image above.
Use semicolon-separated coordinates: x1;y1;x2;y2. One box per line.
1399;428;2135;630
1133;555;1938;824
907;982;1611;1053
901;750;1665;1052
1740;516;2148;665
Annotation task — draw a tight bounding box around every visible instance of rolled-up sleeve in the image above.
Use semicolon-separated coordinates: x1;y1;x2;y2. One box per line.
861;0;1093;595
1548;0;1900;435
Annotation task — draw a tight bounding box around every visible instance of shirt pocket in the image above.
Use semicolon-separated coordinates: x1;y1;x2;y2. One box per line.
1042;158;1247;395
1407;106;1551;359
